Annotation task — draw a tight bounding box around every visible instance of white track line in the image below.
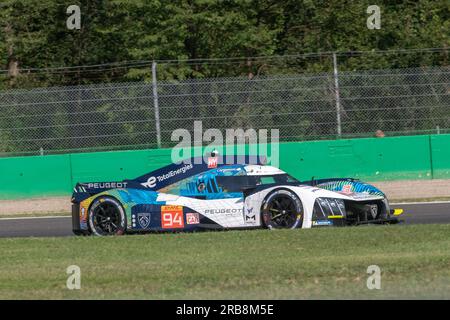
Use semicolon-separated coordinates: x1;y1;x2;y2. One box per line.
0;215;70;221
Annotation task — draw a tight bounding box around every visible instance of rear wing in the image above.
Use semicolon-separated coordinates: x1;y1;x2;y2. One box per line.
72;181;128;203
72;155;266;203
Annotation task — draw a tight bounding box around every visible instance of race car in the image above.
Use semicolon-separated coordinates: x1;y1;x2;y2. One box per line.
71;154;403;236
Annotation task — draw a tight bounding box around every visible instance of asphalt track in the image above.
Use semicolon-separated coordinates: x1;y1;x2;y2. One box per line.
0;202;449;238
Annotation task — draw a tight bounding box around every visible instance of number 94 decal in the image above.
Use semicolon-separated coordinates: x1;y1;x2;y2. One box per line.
161;205;184;229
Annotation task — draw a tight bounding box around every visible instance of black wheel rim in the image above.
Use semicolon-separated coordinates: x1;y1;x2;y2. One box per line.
267;195;299;227
92;201;121;235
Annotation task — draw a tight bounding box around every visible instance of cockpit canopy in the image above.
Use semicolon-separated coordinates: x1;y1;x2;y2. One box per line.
161;165;299;199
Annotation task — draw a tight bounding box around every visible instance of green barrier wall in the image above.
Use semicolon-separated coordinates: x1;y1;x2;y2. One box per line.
70;148;172;184
430;135;450;179
0;154;72;199
279;135;433;181
1;134;449;200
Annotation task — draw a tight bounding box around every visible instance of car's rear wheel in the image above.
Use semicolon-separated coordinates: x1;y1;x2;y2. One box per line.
261;189;303;229
88;196;126;236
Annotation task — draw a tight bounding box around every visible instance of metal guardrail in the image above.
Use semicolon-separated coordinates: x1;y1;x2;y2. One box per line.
0;64;448;156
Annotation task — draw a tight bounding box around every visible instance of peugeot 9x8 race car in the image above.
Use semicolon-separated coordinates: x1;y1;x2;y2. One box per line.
71;155;403;236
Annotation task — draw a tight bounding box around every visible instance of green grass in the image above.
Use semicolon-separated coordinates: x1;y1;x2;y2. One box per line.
1;224;450;299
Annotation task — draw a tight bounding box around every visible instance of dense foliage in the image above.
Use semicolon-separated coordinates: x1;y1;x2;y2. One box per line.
0;1;448;155
0;0;448;87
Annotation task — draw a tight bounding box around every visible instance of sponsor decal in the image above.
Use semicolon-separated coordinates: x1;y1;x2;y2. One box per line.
204;208;243;215
141;176;157;188
342;184;352;194
244;207;256;223
161;205;184;229
186;212;200;225
141;163;193;188
207;156;218;168
137;212;151;229
312;220;333;226
86;182;128;189
217;167;242;174
79;200;90;229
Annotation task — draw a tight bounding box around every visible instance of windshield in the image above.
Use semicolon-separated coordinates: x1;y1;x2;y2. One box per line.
216;174;299;193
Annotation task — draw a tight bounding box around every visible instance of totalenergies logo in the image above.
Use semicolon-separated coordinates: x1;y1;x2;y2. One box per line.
141;164;194;188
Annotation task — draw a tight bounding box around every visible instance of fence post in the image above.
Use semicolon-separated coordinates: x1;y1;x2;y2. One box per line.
152;61;162;148
332;53;342;137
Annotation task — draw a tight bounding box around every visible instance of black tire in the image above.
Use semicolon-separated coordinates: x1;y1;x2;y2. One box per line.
261;189;303;229
88;196;127;236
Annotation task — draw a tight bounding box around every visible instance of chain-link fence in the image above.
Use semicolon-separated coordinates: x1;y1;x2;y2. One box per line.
0;64;449;156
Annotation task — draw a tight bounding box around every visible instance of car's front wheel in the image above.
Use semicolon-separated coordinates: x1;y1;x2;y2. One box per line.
88;196;127;236
261;189;303;229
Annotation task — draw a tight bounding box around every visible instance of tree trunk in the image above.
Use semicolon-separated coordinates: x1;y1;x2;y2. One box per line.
5;23;19;79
